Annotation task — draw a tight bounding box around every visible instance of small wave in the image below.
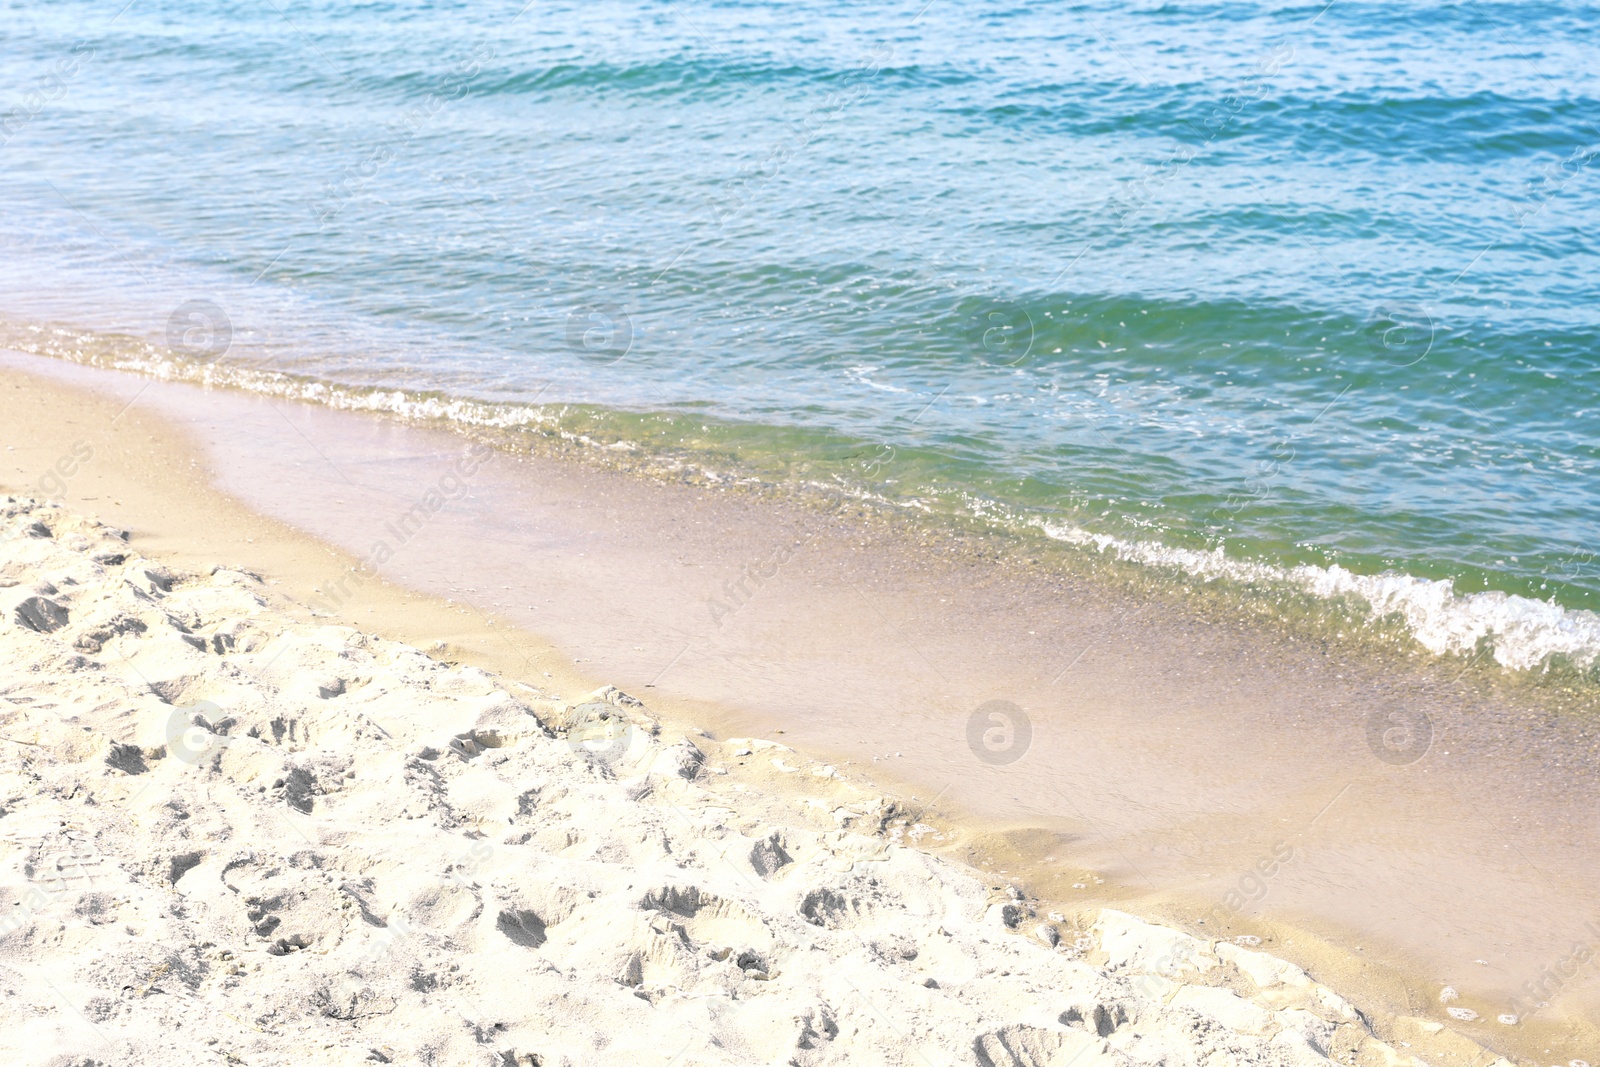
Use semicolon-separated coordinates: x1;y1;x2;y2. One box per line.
369;54;975;103
941;87;1597;163
1036;520;1600;673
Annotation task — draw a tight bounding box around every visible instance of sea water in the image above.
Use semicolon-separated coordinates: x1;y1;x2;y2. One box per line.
2;0;1597;674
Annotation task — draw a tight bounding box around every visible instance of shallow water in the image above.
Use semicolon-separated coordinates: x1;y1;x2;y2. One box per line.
3;0;1599;673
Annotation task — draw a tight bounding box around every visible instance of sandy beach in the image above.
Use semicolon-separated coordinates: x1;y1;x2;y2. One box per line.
4;0;1597;1059
0;356;1573;1066
0;493;1504;1067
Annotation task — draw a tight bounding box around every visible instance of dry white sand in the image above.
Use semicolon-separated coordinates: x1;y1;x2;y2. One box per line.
0;495;1512;1067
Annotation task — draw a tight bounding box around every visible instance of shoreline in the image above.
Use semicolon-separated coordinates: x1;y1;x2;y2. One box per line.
6;320;1600;677
2;352;1596;1064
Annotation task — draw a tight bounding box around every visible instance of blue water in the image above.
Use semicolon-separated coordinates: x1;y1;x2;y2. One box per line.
2;0;1598;670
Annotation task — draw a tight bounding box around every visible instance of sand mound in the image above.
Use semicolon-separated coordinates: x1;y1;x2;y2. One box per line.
0;497;1505;1066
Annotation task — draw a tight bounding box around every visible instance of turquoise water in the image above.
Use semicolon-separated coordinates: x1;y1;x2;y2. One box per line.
2;0;1598;671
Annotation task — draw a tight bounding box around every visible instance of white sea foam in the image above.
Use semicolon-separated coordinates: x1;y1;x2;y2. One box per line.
1036;520;1600;673
117;352;565;431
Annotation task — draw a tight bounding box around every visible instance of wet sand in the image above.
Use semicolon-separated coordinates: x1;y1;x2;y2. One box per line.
3;349;1597;1064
